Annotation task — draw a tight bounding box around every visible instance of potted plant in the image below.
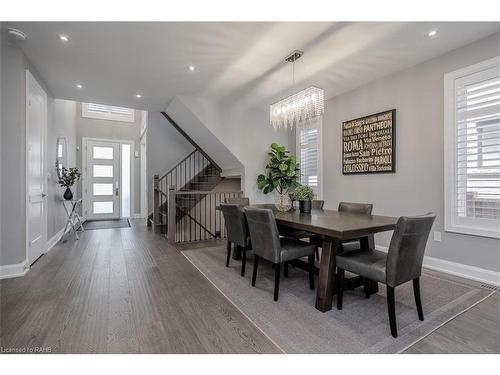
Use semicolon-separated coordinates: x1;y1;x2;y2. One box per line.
257;143;300;211
58;167;81;200
292;185;315;213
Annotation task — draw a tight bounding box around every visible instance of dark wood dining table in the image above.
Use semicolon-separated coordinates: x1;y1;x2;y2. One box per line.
252;204;398;312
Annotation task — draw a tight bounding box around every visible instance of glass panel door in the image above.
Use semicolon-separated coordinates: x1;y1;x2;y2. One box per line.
85;140;120;220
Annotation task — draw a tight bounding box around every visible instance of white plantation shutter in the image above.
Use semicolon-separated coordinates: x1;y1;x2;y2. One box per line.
445;57;500;238
82;103;135;123
297;120;322;197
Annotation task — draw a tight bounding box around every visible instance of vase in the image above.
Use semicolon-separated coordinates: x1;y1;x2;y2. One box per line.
274;191;292;212
63;187;73;201
299;200;312;214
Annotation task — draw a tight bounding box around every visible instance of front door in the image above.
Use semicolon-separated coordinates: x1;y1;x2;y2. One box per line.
85;140;120;220
26;71;48;265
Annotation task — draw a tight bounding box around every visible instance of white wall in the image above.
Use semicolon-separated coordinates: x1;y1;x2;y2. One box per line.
172;97;289;203
321;32;500;273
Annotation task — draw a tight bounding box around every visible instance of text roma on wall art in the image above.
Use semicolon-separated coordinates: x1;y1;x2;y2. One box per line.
342;109;396;174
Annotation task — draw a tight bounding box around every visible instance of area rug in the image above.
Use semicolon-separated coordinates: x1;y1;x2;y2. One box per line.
83;219;131;230
181;245;493;353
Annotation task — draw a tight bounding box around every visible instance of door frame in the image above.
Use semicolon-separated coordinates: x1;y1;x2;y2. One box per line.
25;70;48;265
82;137;135;220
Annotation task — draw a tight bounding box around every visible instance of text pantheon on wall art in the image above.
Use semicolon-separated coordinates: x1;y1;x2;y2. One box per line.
342;109;396;174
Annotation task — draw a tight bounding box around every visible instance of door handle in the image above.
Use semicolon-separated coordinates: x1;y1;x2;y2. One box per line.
41;193;47;198
115;187;119;196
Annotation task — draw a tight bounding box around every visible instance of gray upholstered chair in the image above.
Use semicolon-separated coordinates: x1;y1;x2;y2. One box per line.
224;197;250;206
244;207;316;301
220;203;251;277
338;202;374;252
280;199;324;260
336;213;436;338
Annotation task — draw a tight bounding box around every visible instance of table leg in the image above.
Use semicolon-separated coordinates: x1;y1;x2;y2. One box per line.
232;245;242;260
359;236;379;294
315;239;339;312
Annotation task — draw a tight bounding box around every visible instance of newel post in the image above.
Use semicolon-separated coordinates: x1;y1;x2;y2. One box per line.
153;174;160;233
167;185;176;244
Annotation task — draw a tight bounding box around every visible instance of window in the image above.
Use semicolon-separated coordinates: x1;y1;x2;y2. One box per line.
444;56;500;238
296;119;322;198
82;102;135;123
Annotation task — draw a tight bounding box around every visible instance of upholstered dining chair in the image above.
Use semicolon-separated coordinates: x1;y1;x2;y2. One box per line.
224;197;250;206
244;207;316;301
279;199;324;260
338;202;374;252
220;203;251;277
335;213;436;338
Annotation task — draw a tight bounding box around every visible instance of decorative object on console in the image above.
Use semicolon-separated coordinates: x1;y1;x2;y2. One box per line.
257;143;300;212
291;185;314;213
58;167;81;201
269;50;324;130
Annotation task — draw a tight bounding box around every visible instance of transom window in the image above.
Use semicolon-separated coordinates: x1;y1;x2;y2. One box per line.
444;56;500;238
82;102;135;123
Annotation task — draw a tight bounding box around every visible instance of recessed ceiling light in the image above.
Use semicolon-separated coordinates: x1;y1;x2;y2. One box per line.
76;84;83;89
7;28;27;41
135;94;142;99
188;65;195;71
428;30;438;38
57;34;69;42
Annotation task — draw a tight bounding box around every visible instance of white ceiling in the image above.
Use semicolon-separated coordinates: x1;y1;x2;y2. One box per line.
3;22;500;111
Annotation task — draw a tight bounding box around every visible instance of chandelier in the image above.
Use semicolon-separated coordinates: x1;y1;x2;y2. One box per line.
270;50;324;130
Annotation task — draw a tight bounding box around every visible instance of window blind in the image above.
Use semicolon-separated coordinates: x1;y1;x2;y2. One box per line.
82;103;135;123
297;123;320;194
453;62;500;234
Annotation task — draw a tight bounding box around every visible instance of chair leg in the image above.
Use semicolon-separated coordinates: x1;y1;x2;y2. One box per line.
241;248;247;277
413;278;424;321
364;278;371;298
337;268;344;310
308;255;315;290
284;262;289;278
273;263;281;301
225;241;232;267
251;255;259;286
315;247;320;261
387;285;398;338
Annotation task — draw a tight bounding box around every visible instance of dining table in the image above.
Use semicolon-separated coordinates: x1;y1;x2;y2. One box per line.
252;204;398;312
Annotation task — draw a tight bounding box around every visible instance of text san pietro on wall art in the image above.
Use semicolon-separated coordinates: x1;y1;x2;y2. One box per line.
342;109;396;174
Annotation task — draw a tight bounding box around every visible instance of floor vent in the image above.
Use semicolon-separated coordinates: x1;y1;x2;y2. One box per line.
480;283;498;291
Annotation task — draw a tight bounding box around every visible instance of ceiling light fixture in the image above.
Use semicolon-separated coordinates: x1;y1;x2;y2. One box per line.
57;34;69;42
270;50;324;130
135;94;142;99
7;28;27;41
76;84;83;89
428;30;437;37
188;65;195;71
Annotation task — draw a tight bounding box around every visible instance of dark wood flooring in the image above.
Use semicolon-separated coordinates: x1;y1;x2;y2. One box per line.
0;220;498;354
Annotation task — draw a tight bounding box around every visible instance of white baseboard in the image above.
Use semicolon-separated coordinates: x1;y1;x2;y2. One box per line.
375;245;500;287
0;261;28;279
131;214;146;219
46;228;64;254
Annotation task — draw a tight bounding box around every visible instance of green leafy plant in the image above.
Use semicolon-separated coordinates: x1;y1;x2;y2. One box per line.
291;185;314;201
58;167;81;188
257;143;300;194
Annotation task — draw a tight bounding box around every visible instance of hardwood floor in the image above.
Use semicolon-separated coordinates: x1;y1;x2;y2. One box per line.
0;220;498;354
0;221;281;354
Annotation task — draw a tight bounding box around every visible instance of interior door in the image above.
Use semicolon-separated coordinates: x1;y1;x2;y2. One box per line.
85;140;120;220
26;70;47;265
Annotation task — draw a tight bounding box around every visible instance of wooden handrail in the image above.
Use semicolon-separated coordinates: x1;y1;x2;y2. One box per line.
161;111;222;172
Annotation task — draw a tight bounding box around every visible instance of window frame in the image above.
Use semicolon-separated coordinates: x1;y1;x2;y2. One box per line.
295;118;323;199
444;56;500;239
82;102;135;123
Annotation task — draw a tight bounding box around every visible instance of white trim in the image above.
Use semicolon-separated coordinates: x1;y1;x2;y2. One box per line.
131;213;146;219
25;69;48;266
82;137;135;219
375;245;500;287
0;261;29;280
81;103;135;123
444;56;500;239
45;228;65;254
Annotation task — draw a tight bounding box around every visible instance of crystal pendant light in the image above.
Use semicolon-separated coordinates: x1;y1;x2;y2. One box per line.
270;50;324;130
